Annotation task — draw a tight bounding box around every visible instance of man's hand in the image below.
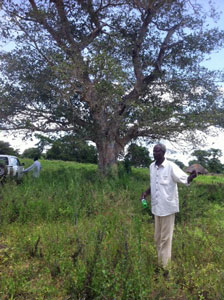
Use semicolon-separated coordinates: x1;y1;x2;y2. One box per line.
140;188;150;201
140;192;146;200
187;170;197;184
190;169;197;178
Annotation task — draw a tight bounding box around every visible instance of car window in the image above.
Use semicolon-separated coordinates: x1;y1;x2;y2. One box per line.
11;158;19;166
0;157;9;165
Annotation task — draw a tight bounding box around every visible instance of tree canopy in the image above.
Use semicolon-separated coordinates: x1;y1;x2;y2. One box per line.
125;143;152;168
0;0;224;174
45;135;97;163
22;147;42;159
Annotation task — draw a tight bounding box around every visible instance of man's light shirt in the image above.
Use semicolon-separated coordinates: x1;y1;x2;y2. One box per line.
150;159;189;216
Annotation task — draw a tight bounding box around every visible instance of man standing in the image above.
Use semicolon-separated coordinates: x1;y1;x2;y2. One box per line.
23;157;42;178
141;143;197;270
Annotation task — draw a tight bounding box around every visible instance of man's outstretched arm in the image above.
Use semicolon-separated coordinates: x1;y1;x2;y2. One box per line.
187;170;197;184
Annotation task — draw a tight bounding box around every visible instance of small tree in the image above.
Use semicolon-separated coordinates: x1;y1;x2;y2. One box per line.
46;136;97;164
125;144;152;168
22;147;42;159
207;148;224;173
190;148;224;173
190;150;210;169
207;158;224;174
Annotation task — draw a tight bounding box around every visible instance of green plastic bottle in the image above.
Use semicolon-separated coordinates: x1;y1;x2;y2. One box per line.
141;198;147;208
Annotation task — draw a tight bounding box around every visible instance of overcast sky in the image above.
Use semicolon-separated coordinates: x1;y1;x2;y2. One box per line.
166;0;224;164
0;0;224;165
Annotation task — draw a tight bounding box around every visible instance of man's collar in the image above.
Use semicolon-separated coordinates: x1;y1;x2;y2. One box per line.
154;158;167;168
161;158;168;167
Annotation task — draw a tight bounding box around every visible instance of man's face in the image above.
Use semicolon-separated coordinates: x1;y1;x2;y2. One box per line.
153;145;165;162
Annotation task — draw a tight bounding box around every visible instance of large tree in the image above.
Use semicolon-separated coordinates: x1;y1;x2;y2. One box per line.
0;0;224;174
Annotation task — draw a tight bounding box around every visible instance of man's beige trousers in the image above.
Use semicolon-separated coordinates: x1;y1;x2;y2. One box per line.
154;214;175;268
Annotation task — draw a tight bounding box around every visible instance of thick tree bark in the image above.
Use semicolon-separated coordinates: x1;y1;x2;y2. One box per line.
96;139;124;175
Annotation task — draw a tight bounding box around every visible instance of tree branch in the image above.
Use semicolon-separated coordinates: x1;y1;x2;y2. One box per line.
156;22;183;71
132;8;153;89
121;21;184;113
50;0;79;49
28;0;68;49
28;0;95;97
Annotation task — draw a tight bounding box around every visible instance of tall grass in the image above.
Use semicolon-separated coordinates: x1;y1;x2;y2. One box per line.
0;160;224;299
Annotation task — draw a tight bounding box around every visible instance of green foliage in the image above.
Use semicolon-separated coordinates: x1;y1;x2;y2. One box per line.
125;143;152;168
22;147;42;159
34;134;52;153
0;140;18;156
190;149;210;167
0;160;224;299
46;136;97;164
190;148;224;173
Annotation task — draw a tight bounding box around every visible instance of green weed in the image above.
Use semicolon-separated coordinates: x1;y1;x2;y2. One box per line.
0;160;224;299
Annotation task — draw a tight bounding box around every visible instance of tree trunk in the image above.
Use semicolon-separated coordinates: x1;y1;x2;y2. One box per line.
96;139;124;176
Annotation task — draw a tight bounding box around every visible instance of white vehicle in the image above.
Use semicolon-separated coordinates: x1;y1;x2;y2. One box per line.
0;155;24;181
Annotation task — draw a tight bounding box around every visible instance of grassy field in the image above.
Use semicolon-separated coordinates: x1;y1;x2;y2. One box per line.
0;159;224;300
